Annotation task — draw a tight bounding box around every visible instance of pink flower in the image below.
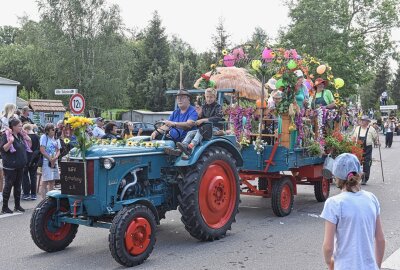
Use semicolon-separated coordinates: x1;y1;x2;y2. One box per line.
232;47;245;60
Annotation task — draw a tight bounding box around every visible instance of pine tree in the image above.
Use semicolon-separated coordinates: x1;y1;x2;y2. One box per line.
372;60;391;109
212;17;230;57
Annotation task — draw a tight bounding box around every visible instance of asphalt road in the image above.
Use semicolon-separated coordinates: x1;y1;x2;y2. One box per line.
1;134;399;270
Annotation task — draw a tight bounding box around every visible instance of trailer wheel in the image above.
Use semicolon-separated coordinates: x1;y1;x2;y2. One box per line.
30;198;78;252
314;177;330;202
271;177;294;217
178;146;240;241
109;204;156;267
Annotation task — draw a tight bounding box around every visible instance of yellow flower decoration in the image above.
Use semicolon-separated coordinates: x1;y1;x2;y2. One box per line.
64;138;71;144
210;64;216;69
334;93;340;98
222;49;228;56
145;142;154;147
218;59;223;65
127;141;135;146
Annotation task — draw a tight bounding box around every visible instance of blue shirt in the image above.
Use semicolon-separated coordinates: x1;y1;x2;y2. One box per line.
168;106;198;141
320;190;380;270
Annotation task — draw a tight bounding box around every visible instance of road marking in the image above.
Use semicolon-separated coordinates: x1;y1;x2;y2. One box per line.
382;247;400;270
0;212;23;219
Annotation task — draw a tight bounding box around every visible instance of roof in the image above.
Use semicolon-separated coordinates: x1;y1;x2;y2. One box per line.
0;76;20;86
16;97;28;108
133;110;173;115
29;99;66;112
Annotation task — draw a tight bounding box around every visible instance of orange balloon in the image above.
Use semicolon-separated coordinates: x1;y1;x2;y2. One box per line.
256;99;267;108
317;65;326;74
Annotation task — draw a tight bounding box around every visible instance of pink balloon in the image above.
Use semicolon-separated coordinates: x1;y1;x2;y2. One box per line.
223;54;236;67
262;48;274;62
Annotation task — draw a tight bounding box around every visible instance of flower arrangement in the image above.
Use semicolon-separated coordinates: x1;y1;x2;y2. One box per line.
92;138;165;148
325;131;364;161
196;64;218;89
225;105;254;141
64;116;93;161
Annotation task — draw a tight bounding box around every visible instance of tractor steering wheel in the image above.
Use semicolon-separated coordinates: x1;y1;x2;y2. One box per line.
153;121;182;142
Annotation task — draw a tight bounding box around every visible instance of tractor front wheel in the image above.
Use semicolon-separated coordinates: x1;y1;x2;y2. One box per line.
178;146;240;241
30;198;78;252
109;204;156;267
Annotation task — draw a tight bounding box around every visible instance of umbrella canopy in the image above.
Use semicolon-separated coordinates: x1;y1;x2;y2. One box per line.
194;67;268;101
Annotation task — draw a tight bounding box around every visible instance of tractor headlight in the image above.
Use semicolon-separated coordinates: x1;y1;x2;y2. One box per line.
102;158;115;170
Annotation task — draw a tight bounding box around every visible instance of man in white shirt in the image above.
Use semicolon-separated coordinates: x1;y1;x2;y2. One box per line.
92;117;105;139
384;118;395;148
381;91;388;105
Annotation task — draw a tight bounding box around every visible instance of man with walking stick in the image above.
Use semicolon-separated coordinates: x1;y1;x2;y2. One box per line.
351;115;379;185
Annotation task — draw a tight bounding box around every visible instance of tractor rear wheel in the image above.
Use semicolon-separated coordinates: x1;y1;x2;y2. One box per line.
314;177;330;202
178;146;240;241
271;177;294;217
30;198;78;252
109;204;156;267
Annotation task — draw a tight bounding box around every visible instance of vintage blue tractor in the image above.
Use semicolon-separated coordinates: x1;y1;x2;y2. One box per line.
30;89;242;267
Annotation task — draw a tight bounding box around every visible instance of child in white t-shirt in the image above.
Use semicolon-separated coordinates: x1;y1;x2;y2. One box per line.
321;153;385;270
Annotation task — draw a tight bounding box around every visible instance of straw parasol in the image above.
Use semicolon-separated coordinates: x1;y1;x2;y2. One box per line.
194;67;268;101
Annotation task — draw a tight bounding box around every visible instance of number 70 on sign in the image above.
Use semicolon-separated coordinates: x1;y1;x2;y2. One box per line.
69;93;86;114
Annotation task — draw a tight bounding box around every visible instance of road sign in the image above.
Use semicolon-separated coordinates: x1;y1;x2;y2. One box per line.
55;89;78;95
69;93;85;114
380;105;398;111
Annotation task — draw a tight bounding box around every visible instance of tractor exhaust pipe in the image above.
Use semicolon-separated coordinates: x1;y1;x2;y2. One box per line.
120;168;143;200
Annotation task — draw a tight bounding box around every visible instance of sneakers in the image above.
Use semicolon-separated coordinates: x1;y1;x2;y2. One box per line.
1;207;13;214
22;194;31;201
30;194;37;200
176;142;193;156
14;206;25;212
163;147;182;156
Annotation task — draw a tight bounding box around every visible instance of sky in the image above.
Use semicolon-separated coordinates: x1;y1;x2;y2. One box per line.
0;0;290;52
0;0;399;66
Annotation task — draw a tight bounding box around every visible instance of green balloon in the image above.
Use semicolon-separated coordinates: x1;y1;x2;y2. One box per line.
276;79;286;89
287;60;297;69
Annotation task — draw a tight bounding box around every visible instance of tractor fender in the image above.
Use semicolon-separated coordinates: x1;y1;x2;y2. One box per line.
174;138;243;167
121;198;160;225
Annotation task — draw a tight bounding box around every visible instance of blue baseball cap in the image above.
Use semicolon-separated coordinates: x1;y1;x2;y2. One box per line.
332;153;361;180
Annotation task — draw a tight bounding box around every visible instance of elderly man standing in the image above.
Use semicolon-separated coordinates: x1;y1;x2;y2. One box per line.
20;106;34;125
351;115;379;185
151;89;198;143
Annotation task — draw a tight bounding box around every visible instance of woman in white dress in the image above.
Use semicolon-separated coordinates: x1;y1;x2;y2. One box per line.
39;123;61;199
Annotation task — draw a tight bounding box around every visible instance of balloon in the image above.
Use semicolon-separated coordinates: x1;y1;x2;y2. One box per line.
262;48;274;62
334;78;345;89
304;81;312;90
223;54;235;67
287;60;297;69
252;60;262;71
256;99;267;108
275;79;286;89
316;64;326;74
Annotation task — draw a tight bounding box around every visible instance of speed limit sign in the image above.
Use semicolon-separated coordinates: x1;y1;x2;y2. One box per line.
69;93;85;114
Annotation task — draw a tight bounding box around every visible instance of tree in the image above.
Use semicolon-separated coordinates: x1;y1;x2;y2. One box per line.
280;0;400;97
391;63;400;106
0;26;20;45
212;17;231;57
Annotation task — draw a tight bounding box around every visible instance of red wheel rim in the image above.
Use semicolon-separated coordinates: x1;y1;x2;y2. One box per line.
322;178;329;198
280;185;291;211
44;207;72;241
125;217;152;256
199;160;237;229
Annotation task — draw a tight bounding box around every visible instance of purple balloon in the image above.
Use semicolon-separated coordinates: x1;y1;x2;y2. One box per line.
304;81;312;90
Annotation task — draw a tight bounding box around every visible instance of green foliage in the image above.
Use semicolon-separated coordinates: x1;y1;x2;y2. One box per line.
0;26;20;45
18;87;42;100
212;17;231;57
307;141;322;157
101;109;129;120
391;63;400;106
